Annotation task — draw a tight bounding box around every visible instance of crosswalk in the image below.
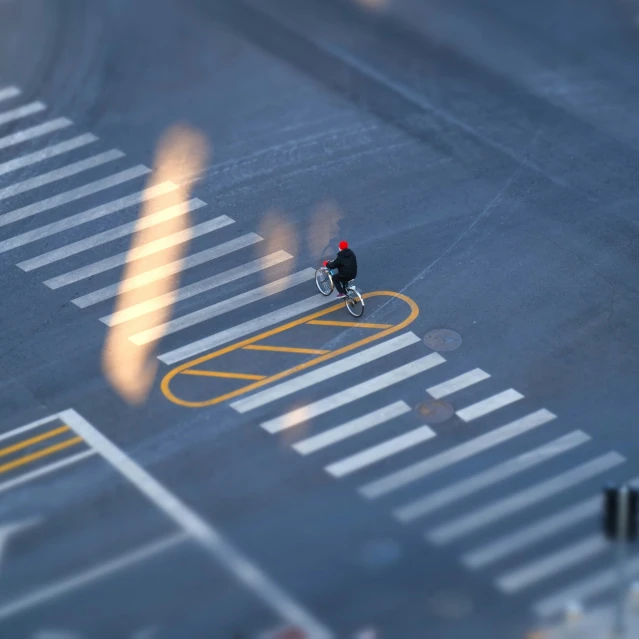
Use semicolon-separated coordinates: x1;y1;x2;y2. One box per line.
0;84;631;624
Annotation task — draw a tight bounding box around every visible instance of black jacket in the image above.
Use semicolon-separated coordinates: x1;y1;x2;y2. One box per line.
327;248;357;280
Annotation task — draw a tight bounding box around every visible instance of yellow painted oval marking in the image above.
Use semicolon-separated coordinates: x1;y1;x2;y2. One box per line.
161;291;419;408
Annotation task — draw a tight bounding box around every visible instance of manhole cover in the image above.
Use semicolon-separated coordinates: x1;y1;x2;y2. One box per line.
423;329;462;351
427;591;474;619
416;400;454;424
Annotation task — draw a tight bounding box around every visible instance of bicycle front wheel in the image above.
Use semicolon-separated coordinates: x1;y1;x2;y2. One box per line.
345;289;364;317
315;268;333;296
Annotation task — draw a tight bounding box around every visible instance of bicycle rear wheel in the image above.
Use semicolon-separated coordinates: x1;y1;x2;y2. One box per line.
315;267;333;296
345;289;364;317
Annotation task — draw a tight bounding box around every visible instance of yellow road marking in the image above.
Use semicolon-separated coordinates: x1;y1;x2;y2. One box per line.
180;369;266;380
162;291;419;408
307;320;392;329
0;425;70;458
0;437;83;475
243;345;329;355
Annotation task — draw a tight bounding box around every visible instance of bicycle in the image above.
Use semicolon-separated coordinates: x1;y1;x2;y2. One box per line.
315;263;365;317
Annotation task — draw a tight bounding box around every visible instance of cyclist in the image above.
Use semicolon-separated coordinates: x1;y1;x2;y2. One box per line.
324;240;357;299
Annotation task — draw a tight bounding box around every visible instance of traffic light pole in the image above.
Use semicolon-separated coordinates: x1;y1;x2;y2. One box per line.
613;486;629;639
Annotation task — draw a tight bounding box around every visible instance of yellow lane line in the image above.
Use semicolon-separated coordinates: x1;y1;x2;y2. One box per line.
0;425;70;458
243;345;330;355
307;320;392;329
180;369;266;380
0;437;83;476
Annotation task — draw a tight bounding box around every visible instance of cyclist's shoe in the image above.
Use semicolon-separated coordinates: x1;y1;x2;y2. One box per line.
336;293;346;299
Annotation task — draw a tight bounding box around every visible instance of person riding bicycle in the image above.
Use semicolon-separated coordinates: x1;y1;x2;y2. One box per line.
324;240;357;299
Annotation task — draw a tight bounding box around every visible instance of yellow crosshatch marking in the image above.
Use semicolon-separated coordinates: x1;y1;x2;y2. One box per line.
162;291;419;408
0;436;83;475
0;425;70;458
180;370;266;380
243;345;330;355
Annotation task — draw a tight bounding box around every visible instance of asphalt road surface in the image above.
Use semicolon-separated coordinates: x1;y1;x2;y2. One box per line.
1;0;639;637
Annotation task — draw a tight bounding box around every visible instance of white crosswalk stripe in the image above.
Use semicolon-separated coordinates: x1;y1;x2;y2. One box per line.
232;332;421;413
75;231;261;309
0;86;20;103
0;101;45;127
261;354;446;434
0;118;72;151
293;401;411;455
0;134;98;178
426;368;490;398
45;215;235;290
9;182;178;257
359;409;556;499
394;431;590;523
426;453;624;544
456;388;523;422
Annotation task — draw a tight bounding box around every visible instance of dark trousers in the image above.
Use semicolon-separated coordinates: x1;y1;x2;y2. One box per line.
334;276;349;295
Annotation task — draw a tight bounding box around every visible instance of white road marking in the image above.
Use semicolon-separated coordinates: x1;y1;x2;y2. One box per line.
59;409;333;637
0;101;45;127
0;149;123;202
426;368;490;399
0;133;97;178
75;231;261;309
20;198;206;272
394;431;589;523
46;215;235;290
0;450;96;496
101;250;290;326
0;533;188;621
0;86;20;103
426;453;624;544
0;518;40;571
456;389;523;422
534;554;639;618
0;414;60;442
497;535;606;594
0;165;151;229
359;409;556;499
0;118;72;152
293;401;411;455
326;425;436;478
9;182;178;256
130;268;314;345
462;496;600;569
232;332;421;414
261;353;446;434
158;295;335;364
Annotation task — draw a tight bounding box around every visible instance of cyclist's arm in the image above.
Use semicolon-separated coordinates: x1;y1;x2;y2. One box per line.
326;256;342;270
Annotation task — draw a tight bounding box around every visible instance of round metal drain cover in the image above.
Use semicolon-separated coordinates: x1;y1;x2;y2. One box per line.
427;591;474;619
423;328;462;351
416;400;454;424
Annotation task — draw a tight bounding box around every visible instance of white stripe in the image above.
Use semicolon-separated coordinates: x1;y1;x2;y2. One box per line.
0;149;123;202
394;431;589;523
0;87;20;103
158;295;335;365
293;401;411;455
59;409;333;637
261;353;446;434
20;197;206;272
426;453;624;544
46;215;235;290
130;269;314;345
326;425;436;478
0;533;188;621
0;101;45;127
0;118;72;151
0;133;97;178
497;535;606;594
0;165;151;229
426;369;490;399
75;231;261;309
456;389;523;422
8;181;177;256
101;250;290;327
232;332;421;414
359;409;556;499
0;450;96;496
0;415;61;443
462;497;602;569
534;555;639;618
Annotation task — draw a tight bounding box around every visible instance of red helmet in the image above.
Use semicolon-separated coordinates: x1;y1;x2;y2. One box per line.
339;240;348;250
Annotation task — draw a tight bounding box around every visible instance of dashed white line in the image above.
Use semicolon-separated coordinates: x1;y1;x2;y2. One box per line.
456;389;523;422
0;86;20;103
0;118;72;152
426;368;490;399
0;101;45;127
